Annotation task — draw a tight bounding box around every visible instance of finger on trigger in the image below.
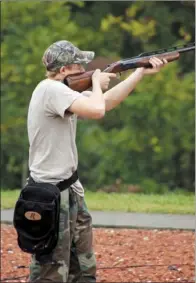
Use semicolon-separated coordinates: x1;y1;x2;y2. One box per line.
109;73;117;78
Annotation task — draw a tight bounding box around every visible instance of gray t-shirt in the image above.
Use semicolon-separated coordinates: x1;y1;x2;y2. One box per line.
27;78;86;196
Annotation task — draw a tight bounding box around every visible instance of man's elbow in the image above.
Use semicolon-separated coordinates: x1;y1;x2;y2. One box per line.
104;99;115;112
93;107;105;119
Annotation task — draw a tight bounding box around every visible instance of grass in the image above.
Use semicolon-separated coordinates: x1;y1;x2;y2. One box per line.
1;189;194;214
85;191;195;214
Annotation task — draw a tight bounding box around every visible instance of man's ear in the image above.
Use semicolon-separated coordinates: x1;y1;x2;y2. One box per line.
60;66;67;74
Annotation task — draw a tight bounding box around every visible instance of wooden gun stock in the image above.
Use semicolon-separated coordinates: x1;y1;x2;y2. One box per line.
65;70;94;92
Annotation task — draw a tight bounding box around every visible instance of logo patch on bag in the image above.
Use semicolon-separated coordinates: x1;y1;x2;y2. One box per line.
25;211;41;221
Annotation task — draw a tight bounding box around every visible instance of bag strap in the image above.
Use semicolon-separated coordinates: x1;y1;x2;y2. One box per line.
28;170;78;192
57;170;78;192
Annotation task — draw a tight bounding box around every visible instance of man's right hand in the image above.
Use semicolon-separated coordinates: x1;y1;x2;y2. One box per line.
92;69;117;90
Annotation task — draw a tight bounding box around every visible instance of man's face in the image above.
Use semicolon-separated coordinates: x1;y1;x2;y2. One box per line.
72;64;86;73
62;64;85;76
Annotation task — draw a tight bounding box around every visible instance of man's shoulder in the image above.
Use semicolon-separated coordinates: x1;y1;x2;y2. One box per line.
32;79;73;100
42;78;77;94
36;78;62;89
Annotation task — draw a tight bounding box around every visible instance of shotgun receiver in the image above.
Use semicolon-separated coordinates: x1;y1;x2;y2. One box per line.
64;42;195;92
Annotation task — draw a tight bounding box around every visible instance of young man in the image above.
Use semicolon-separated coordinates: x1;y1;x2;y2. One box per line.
28;40;167;283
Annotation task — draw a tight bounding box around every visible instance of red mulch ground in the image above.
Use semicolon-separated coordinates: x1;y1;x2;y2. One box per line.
1;224;194;282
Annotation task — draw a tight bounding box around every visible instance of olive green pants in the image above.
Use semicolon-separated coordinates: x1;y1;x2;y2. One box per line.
29;188;96;282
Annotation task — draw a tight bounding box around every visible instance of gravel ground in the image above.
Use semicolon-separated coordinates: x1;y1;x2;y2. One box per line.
1;224;194;282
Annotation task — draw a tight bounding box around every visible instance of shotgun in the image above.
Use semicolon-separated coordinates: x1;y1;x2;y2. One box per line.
64;42;195;92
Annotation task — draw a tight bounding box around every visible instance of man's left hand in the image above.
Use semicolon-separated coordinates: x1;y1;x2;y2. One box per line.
139;57;168;75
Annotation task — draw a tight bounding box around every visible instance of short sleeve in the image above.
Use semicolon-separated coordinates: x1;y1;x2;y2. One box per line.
81;91;92;97
44;80;83;118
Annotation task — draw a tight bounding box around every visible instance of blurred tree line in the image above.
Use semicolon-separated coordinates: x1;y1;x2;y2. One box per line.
1;1;195;192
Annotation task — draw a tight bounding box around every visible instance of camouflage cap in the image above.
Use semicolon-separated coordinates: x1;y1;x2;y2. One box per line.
42;40;95;71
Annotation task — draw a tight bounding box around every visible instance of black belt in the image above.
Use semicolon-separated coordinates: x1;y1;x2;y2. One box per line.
29;170;78;192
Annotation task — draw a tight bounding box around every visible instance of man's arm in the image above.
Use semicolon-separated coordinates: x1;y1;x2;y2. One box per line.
104;57;167;112
68;70;115;119
104;68;144;112
68;70;105;119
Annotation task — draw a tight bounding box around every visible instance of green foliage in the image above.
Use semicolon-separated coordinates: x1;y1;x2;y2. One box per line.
140;178;169;194
1;1;195;192
78;62;194;190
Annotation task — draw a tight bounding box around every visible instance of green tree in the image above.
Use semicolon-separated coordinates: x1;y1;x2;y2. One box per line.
77;62;194;191
73;1;195;191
